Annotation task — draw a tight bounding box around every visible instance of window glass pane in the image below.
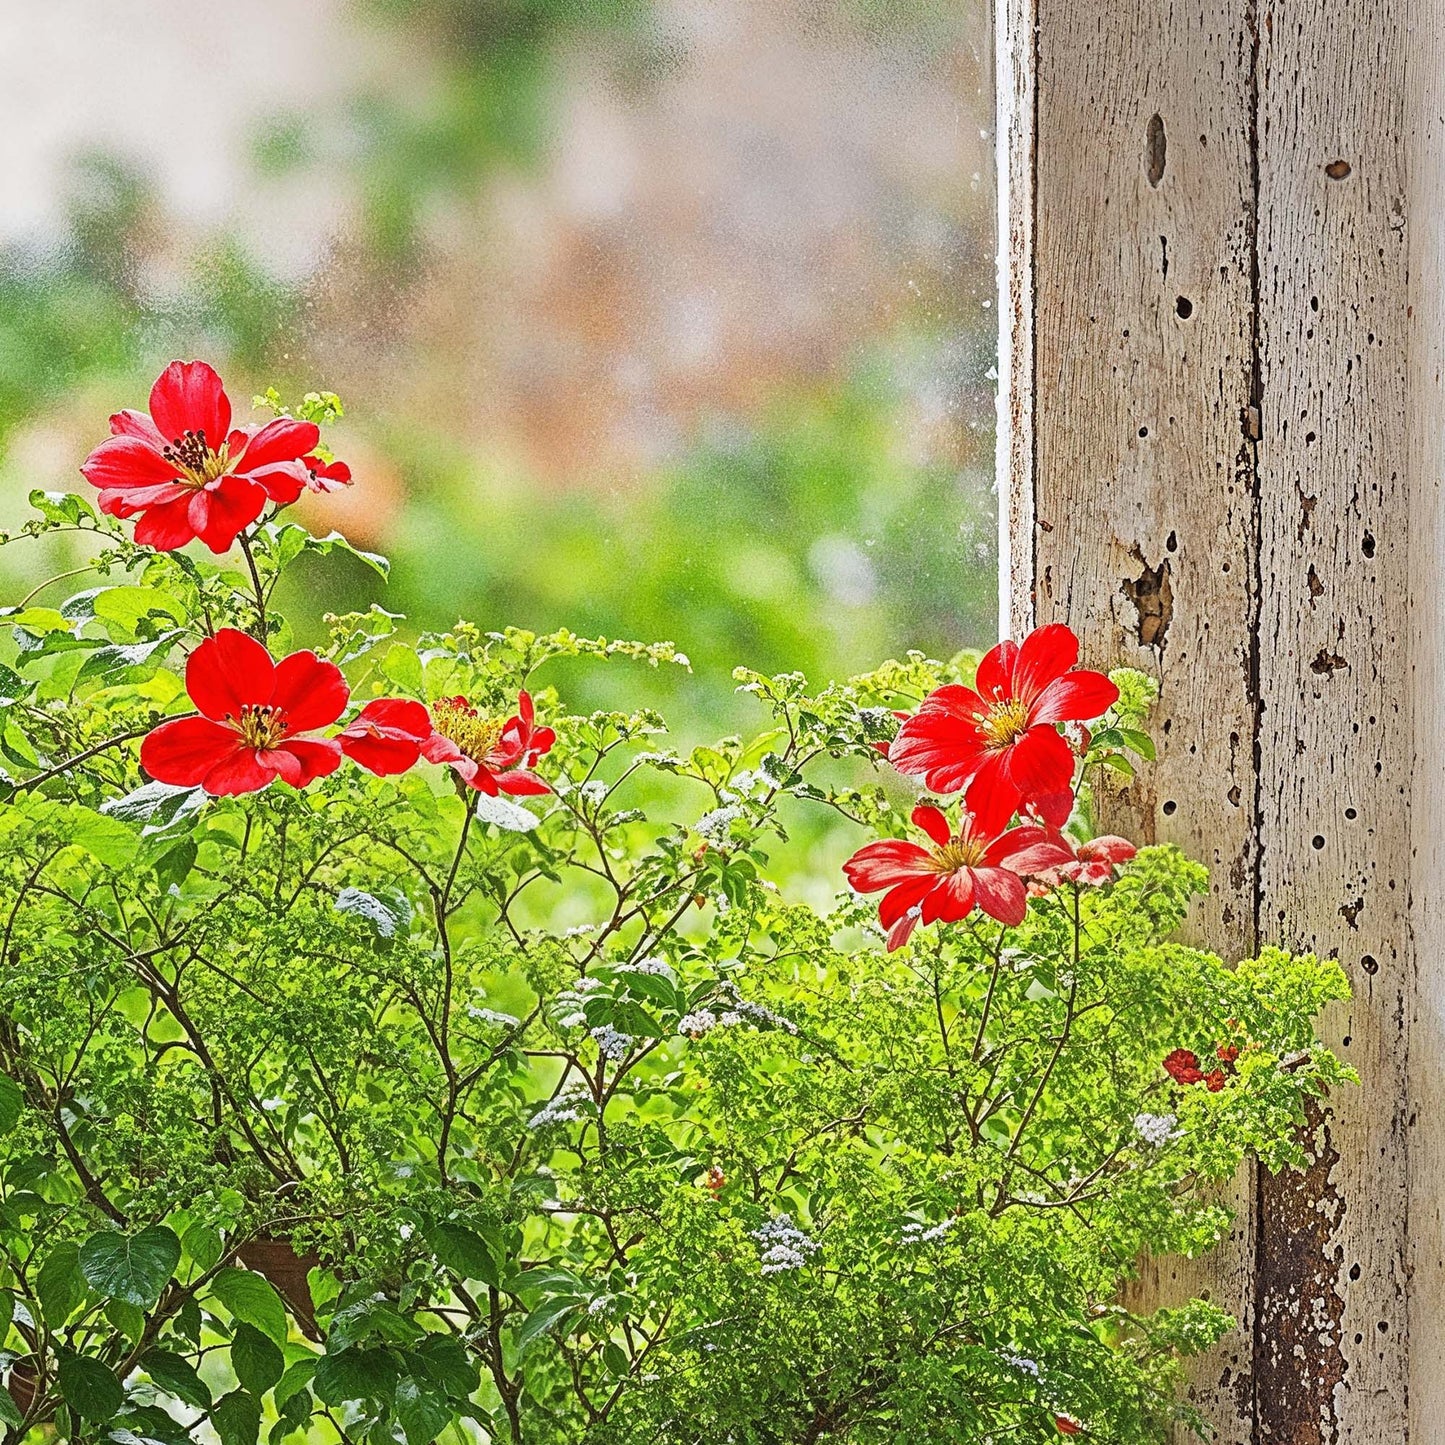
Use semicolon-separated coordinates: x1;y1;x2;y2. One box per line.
1;0;995;730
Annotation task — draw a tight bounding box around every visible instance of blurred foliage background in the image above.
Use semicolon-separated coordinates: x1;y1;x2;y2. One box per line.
0;0;996;734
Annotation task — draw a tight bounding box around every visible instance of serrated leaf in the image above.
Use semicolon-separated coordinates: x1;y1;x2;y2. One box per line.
273;1360;315;1411
79;1225;180;1310
231;1322;284;1396
211;1388;261;1445
36;1241;83;1324
516;1295;581;1353
100;781;208;833
143;1350;212;1410
394;1376;453;1445
426;1222;501;1288
209;1269;288;1348
58;1350;123;1420
312;1349;394;1406
0;1077;23;1135
181;1221;223;1273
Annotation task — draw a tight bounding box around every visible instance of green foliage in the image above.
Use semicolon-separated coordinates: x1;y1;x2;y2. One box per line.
0;486;1351;1443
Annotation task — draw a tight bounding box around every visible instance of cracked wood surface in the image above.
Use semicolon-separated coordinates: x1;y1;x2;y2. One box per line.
998;0;1445;1436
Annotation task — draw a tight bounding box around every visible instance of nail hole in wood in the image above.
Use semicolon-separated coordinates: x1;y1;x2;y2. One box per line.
1325;159;1352;180
1175;295;1193;319
1146;113;1167;185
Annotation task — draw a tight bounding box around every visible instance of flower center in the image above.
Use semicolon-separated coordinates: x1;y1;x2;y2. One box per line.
979;698;1029;749
432;699;505;761
162;430;231;487
233;704;289;750
927;838;987;873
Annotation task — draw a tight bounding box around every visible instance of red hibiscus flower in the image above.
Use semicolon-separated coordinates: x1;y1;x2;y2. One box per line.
140;629;347;796
424;692;555;795
888;624;1119;834
1205;1069;1228;1092
1030;833;1137;888
1162;1048;1205;1086
843;805;1073;950
303;454;352;493
336;691;555;795
81;361;329;553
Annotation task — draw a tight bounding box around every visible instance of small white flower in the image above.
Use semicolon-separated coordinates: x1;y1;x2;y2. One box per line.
678;1010;719;1037
591;1024;633;1061
751;1213;820;1275
468;1006;520;1028
696;805;743;846
1133;1112;1181;1147
1004;1352;1040;1378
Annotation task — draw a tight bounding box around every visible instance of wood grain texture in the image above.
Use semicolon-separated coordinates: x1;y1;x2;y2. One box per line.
1000;0;1445;1435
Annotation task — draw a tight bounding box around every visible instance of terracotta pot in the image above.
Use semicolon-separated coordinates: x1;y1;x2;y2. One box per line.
237;1237;322;1341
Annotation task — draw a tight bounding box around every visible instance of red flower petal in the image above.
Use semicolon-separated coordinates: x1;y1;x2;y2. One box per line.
911;804;952;847
268;738;342;788
81;436;182;491
1012;623;1079;708
494;769;551;796
140;717;245;787
186;629;275;721
339;729;423;777
1030;668;1119;726
962;751;1021;836
131;495;203;550
969;867;1028;925
889;711;988;794
886;911;921;952
201;749;281;796
269;651;349;732
149;361;232;450
1003;725;1076;801
108;409;167;446
843;839;934;893
244;462;308;507
1078;835;1136;865
878;874;937;928
920;870;975;924
235;417;320;473
188;477;266;553
974;638;1020;702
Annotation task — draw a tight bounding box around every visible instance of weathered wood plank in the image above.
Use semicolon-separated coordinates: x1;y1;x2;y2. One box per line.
1002;0;1260;1431
1000;0;1444;1435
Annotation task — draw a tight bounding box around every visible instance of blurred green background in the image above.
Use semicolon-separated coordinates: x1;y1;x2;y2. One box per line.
0;0;997;736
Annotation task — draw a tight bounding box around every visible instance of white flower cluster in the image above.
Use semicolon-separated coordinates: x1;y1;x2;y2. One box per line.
715;981;799;1035
1003;1353;1041;1378
901;1217;957;1245
695;805;743;846
1133;1112;1181;1147
615;957;670;975
677;1009;718;1037
751;1213;820;1275
553;976;604;1029
467;1006;520;1029
591;1024;633;1061
528;1085;591;1130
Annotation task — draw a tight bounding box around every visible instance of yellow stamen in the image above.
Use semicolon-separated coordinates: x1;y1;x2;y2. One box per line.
927;838;987;873
979;697;1029;749
235;704;289;750
432;699;505;761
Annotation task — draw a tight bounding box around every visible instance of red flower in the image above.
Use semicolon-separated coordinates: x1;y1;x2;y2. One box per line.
303;454;352;493
141;629;347;796
888;625;1118;834
1217;1042;1240;1064
1055;1417;1083;1436
336;698;434;777
81;361;328;553
1162;1048;1205;1086
421;692;556;795
1205;1069;1228;1092
1030;834;1137;888
843;806;1073;950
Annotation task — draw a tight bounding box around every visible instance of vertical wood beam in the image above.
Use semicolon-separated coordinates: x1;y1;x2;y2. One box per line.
999;0;1444;1435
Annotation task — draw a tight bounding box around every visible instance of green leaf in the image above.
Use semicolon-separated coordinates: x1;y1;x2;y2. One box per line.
426;1222;501;1287
28;490;96;526
79;1225;181;1309
144;1350;212;1411
407;1336;478;1399
211;1388;262;1445
181;1221;224;1273
105;1298;147;1343
394;1376;453;1445
209;1269;288;1348
379;643;424;696
273;1360;316;1412
231;1322;285;1396
0;1076;23;1135
100;781;208;833
0;1385;20;1430
516;1295;581;1354
58;805;140;867
312;1349;394;1406
334;888;410;940
36;1241;83;1324
58;1350;123;1420
75;632;185;686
